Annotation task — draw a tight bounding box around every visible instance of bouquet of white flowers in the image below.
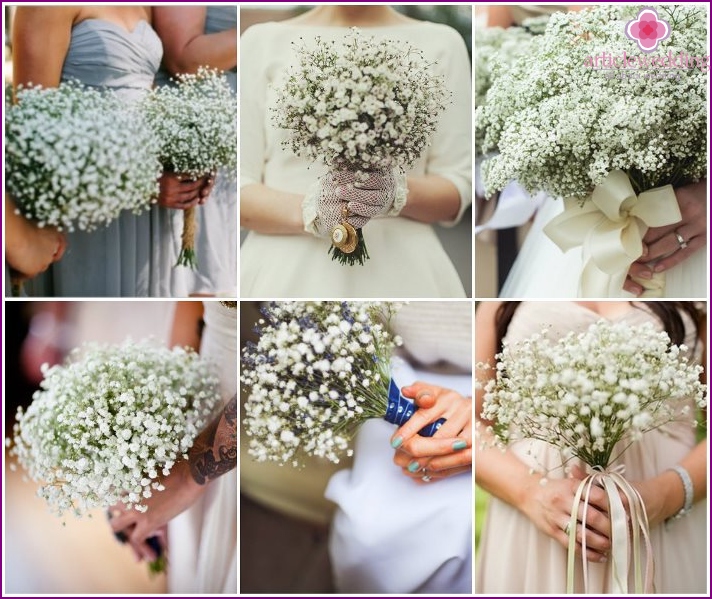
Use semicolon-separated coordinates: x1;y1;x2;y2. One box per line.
480;319;706;593
474;26;534;158
273;29;448;265
143;67;238;268
241;301;443;466
477;5;707;296
5;81;161;232
9;340;221;518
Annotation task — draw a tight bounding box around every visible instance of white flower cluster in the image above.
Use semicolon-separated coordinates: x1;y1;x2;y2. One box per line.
477;5;707;198
9;340;221;517
242;302;403;466
474;25;537;155
143;67;238;179
273;29;448;173
5;81;162;232
480;320;706;469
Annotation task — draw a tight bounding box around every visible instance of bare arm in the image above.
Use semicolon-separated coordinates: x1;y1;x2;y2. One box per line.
169;301;205;350
5;197;66;279
240;183;305;235
152;6;237;74
400;175;461;223
12;6;78;89
110;395;238;561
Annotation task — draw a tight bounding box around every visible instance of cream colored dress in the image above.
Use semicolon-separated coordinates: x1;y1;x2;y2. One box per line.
168;302;237;593
240;21;472;298
476;302;707;594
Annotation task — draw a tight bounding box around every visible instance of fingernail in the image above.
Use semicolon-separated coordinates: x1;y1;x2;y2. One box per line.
391;436;403;449
599;556;607;563
407;461;420;473
637;269;652;279
453;440;468;451
654;263;665;273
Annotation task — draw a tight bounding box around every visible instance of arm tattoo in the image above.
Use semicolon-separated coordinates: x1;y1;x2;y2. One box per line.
188;394;237;485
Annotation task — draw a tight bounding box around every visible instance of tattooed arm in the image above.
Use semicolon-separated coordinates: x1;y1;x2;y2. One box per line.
188;395;237;485
109;395;237;562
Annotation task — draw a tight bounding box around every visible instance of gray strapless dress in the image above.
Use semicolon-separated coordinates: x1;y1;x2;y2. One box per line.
27;19;162;297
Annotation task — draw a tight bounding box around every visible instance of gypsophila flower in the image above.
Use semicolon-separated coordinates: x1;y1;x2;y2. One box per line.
5;81;161;232
474;26;538;156
241;302;403;466
8;340;221;517
142;67;237;179
478;5;707;197
479;320;706;469
272;29;448;173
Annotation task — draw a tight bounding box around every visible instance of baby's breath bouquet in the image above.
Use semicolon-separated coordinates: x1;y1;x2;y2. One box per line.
480;320;706;593
273;29;448;265
5;81;161;232
9;340;220;517
477;5;707;296
143;67;238;268
474;25;537;154
241;301;443;467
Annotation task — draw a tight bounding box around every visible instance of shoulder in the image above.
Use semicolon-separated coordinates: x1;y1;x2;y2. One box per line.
14;6;79;29
240;21;282;47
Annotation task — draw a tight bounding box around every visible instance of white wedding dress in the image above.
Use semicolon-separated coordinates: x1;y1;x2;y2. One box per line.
500;196;708;298
167;301;237;593
240;21;472;298
325;302;473;593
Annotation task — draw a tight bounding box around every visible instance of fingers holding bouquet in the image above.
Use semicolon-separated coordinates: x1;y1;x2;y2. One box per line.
625;179;707;296
390;382;472;483
158;172;211;210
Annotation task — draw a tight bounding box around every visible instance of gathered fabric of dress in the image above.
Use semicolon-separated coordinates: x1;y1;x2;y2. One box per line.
152;6;238;297
27;19;163;297
167;302;237;593
476;302;707;594
326;302;473;593
240;21;471;298
500;197;707;298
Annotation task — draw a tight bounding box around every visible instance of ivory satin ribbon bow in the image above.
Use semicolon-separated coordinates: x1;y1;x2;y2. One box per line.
543;170;681;297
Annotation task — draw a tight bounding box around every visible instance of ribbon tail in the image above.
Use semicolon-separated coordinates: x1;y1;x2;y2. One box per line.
567;477;589;594
601;475;630;594
610;472;655;593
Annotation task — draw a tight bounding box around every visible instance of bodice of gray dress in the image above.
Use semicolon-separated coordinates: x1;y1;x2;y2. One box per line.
61;19;162;102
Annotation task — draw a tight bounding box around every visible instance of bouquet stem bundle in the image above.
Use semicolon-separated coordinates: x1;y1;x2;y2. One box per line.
143;67;237;270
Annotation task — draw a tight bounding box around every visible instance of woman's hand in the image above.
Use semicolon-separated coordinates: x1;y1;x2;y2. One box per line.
307;169;405;237
157;172;213;210
518;466;611;563
625;179;707;295
5;199;66;279
389;382;471;483
108;459;204;562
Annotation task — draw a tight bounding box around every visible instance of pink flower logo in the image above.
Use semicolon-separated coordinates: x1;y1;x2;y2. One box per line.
625;7;671;53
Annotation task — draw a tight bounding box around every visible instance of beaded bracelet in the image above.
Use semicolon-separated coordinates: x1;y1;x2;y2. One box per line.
669;465;694;520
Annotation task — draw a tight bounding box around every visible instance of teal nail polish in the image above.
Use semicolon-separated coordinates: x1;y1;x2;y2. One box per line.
407;461;420;473
391;436;403;449
453;440;468;451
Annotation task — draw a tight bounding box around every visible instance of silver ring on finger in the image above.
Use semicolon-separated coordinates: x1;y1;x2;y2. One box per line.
421;474;432;482
674;230;689;249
